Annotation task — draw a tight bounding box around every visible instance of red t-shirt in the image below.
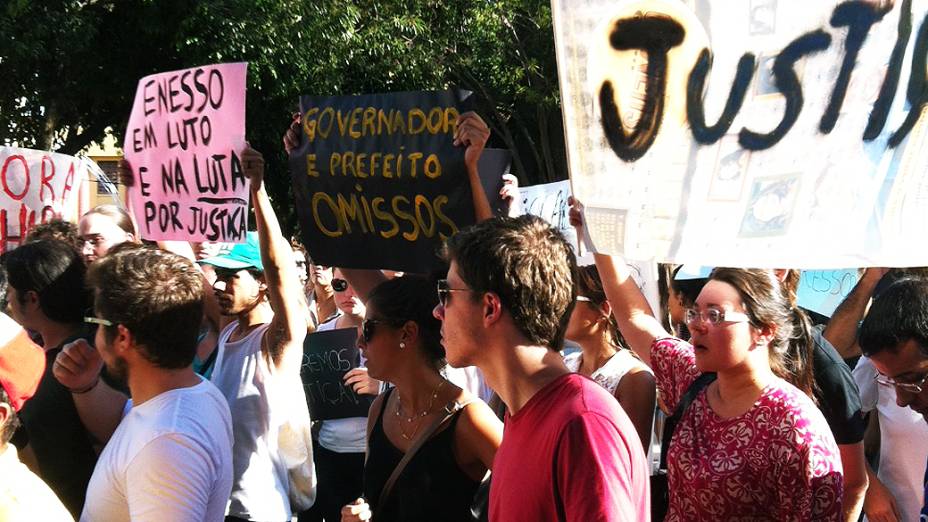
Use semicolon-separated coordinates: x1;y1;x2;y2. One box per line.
489;373;650;521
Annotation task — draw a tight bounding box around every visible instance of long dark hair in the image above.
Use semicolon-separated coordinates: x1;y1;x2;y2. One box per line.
709;268;816;399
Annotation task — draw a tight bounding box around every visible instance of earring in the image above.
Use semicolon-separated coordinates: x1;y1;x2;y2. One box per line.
399;342;406;349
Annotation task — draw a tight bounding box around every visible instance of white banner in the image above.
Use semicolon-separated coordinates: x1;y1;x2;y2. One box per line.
554;0;928;268
0;147;91;253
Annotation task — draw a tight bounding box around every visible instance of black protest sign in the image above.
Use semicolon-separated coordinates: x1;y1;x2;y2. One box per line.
300;327;374;421
476;148;512;216
289;89;476;273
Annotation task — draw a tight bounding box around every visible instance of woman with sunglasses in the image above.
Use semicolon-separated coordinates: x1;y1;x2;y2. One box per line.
569;202;843;520
302;269;382;522
341;275;502;522
565;264;656;453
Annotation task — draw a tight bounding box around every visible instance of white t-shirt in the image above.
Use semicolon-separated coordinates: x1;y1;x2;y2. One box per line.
81;378;233;522
854;356;928;522
211;322;292;521
563;349;651;396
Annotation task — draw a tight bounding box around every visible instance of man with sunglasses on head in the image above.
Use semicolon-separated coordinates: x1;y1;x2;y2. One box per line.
77;246;233;521
1;239;99;518
433;215;650;521
858;276;928;520
196;147;309;522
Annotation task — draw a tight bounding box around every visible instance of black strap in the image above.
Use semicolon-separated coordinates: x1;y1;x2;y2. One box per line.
658;372;717;471
375;399;473;517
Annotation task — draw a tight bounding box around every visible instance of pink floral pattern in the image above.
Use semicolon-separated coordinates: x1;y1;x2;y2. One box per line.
652;338;844;521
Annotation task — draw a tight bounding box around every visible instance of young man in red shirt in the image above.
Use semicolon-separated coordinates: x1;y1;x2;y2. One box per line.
433;215;650;521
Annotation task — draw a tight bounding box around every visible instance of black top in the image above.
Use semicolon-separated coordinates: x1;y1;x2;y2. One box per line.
811;325;866;445
363;388;481;522
17;334;98;518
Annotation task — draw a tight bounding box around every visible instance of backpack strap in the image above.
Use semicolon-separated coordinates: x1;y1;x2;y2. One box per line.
658;372;717;471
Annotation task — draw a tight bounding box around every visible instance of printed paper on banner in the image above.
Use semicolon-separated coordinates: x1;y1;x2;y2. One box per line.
0;147;91;253
553;0;928;268
124;62;248;243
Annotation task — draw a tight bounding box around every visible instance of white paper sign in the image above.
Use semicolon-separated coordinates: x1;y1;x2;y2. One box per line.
553;0;928;268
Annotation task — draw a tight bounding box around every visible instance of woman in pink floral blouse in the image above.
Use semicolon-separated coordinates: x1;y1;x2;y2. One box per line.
601;257;843;520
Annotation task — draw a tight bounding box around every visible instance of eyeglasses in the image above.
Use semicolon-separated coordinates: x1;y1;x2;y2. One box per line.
436;279;474;307
576;296;592;303
332;278;349;292
684;308;751;327
874;372;928;394
361;319;395;342
84;316;113;329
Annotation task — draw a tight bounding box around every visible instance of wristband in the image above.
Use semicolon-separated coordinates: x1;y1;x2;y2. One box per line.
70;377;100;395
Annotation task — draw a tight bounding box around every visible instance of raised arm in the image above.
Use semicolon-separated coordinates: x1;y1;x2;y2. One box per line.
242;147;308;372
569;198;669;366
454;112;493;223
823;268;887;358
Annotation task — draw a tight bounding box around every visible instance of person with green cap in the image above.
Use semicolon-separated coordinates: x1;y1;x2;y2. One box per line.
197;146;309;522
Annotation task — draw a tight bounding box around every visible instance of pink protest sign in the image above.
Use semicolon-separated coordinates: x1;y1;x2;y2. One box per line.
0;147;91;253
124;62;249;242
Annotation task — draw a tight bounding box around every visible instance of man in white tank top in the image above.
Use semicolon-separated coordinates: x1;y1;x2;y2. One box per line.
199;147;309;522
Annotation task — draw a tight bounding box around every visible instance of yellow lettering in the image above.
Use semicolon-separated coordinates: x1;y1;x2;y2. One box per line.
349;107;363;139
407;152;423;178
355;153;368;178
377;109;391;135
303;107;320;142
444;107;460;135
372;197;399;239
336;109;351;137
408;108;427;134
362;108;377;136
391;110;406;134
369;153;381;178
329;153;341;177
424;154;441;179
307;154;319;177
318;107;335;139
392;195;419;241
427;108;443;134
382;154;394;179
414;194;436;237
434;195;459;239
342;152;355;178
311;192;344;238
336;193;368;233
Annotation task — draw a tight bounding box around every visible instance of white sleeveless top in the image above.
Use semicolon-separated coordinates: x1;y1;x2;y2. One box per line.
563;349;651;395
211;322;291;521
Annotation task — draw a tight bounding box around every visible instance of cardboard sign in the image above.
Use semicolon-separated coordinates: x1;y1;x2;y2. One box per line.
124;63;249;243
797;269;860;317
0;147;91;253
554;0;928;268
289;89;476;273
300;328;374;421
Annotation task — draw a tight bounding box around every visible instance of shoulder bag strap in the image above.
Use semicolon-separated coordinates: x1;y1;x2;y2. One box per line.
377;399;473;512
658;372;717;471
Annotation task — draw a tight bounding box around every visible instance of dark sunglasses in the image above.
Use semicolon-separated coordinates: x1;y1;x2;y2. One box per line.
436;279;473;307
361;319;390;342
332;278;349;292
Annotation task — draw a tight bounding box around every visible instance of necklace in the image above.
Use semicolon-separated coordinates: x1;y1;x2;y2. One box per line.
395;379;446;440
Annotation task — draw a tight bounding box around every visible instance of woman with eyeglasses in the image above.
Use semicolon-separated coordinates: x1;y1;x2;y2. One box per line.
341;275;502;522
301;269;383;522
564;264;656;453
571;195;843;520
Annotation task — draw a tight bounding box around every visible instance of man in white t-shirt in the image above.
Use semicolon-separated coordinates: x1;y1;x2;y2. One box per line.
60;246;233;522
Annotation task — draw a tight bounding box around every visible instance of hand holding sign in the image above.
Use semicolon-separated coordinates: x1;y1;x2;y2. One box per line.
283;113;301;155
344;367;380;395
454;112;490;174
241;146;266;190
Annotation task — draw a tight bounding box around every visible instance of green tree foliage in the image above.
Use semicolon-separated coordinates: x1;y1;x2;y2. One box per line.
0;0;565;235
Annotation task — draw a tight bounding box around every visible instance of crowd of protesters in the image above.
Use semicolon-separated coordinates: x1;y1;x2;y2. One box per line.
0;108;927;522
